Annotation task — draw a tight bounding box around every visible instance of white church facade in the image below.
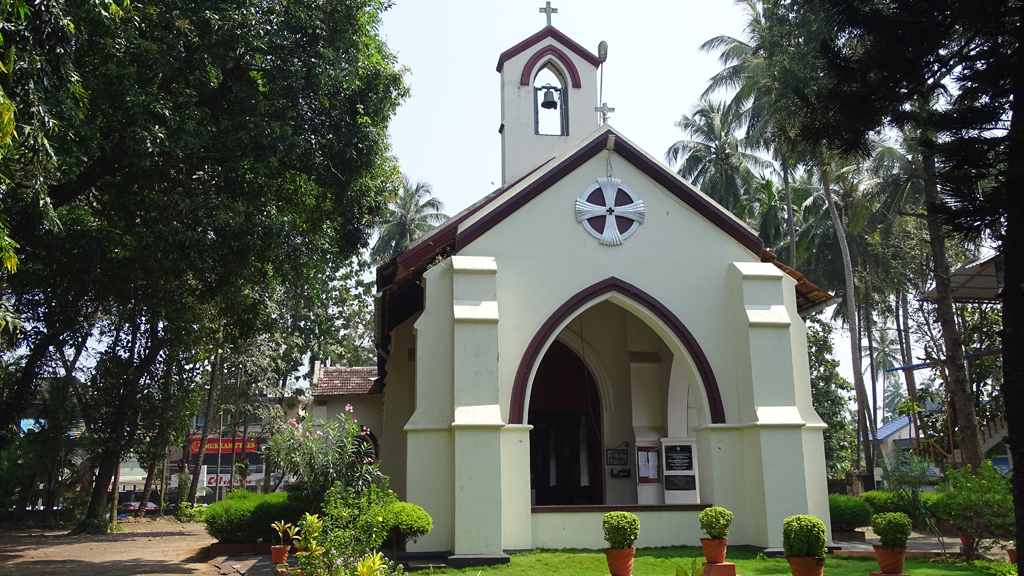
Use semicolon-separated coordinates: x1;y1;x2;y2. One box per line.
317;22;834;567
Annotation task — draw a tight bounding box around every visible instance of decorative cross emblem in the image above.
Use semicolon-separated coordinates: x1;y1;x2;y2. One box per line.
575;177;645;245
595;102;615;125
539;1;558;26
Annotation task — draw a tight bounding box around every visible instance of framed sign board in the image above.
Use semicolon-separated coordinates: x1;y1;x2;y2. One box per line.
665;474;697;491
636;446;660;483
606;448;628;466
664;444;693;471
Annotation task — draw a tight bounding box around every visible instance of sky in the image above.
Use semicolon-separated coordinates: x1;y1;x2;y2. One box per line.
377;0;900;408
378;0;749;215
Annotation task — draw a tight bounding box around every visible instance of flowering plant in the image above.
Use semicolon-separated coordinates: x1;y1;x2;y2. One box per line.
263;409;380;506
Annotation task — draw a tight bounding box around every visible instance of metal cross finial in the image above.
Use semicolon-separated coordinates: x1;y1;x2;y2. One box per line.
539;2;558;26
595;102;615;124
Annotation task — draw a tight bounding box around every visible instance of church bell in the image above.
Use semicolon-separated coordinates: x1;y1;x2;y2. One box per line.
541;86;558;110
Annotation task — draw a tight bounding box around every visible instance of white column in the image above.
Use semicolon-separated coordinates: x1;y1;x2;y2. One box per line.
450;256;507;560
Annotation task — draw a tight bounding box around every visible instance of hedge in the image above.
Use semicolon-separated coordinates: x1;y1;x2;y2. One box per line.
204;490;310;543
828;494;873;531
859;490;912;515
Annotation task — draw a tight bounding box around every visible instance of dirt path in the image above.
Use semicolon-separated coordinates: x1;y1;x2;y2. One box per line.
0;517;219;576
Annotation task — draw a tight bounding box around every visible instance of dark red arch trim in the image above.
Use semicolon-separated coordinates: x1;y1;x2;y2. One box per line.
509;277;726;425
519;45;582;89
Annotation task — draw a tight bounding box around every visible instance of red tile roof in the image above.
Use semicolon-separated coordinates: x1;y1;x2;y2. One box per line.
313;367;381;396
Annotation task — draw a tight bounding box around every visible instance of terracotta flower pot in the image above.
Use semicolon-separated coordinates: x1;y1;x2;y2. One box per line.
700;538;728;563
604;548;636;576
271;545;290;564
787;556;825;576
1007;548;1016;563
873;545;906;574
957;530;974;547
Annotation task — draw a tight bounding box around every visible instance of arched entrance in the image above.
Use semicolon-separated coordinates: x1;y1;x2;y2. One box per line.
528;340;603;505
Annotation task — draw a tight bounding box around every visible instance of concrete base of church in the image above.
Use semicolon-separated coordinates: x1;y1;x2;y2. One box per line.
448;554;511;569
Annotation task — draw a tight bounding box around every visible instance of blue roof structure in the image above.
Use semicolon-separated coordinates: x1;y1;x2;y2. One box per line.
869;415;911;441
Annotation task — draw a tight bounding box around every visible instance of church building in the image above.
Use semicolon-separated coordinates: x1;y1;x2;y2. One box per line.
324;16;834;567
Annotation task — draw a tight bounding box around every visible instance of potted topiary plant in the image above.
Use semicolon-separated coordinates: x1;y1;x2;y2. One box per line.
271;520;297;565
871;512;912;574
782;515;827;576
698;506;733;563
602;511;640;576
1006;541;1016;564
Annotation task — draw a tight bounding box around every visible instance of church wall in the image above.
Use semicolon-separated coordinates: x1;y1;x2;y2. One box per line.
448;149;827;549
379;319;418;500
405;261;456;554
458;152;758;427
531;510;703;549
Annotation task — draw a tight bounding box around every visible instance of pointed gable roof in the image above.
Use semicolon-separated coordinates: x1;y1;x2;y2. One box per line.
496;26;601;73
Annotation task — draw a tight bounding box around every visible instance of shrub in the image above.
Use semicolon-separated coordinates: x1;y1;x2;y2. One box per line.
177;502;208;523
782;515;827;558
262;412;381;507
872;512;912;548
828;494;873;531
602;511;640;549
930;463;1014;541
699;506;733;540
204;490;310;543
296;484;400;576
83;519;117;534
386;501;433;545
860;490;912;515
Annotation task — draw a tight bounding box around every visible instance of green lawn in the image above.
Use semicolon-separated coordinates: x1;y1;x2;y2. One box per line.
420;546;1017;576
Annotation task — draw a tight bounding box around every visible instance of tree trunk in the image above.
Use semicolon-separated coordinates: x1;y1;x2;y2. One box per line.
1001;69;1023;569
783;157;796;267
921;150;984;468
899;293;923;455
228;373;242;493
864;306;880;427
135;460;157;518
109;458;121;524
821;164;876;490
215;411;224;501
187;334;224;505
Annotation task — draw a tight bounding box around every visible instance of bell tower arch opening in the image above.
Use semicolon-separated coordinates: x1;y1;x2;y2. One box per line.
534;65;569;136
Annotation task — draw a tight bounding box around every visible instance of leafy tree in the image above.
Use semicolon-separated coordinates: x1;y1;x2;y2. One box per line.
806;315;856;478
370;178;448;264
789;9;1021;557
665;98;770;212
0;0;409;528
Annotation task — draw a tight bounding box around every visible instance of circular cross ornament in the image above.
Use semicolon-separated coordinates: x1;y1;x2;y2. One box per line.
575;177;645;245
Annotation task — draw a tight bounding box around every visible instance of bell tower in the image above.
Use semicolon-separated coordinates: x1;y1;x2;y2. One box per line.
496;21;602;185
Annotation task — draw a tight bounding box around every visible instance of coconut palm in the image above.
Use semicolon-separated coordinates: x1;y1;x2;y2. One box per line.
370;177;449;264
734;175;788;251
665;98;771;212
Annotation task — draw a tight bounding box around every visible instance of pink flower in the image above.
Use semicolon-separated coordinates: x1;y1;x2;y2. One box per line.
287;418;297;426
360;426;370;436
315;430;323;437
364;458;373;464
345;404;353;413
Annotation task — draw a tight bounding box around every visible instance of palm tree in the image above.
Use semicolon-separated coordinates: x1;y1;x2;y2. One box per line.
370;177;449;264
734;175;788;251
700;0;808;266
665;98;770;212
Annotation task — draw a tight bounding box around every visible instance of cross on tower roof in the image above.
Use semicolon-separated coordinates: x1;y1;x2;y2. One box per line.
539;2;558;26
595;102;615;124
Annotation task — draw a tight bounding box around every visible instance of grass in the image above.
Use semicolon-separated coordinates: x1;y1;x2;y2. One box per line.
419;546;1017;576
